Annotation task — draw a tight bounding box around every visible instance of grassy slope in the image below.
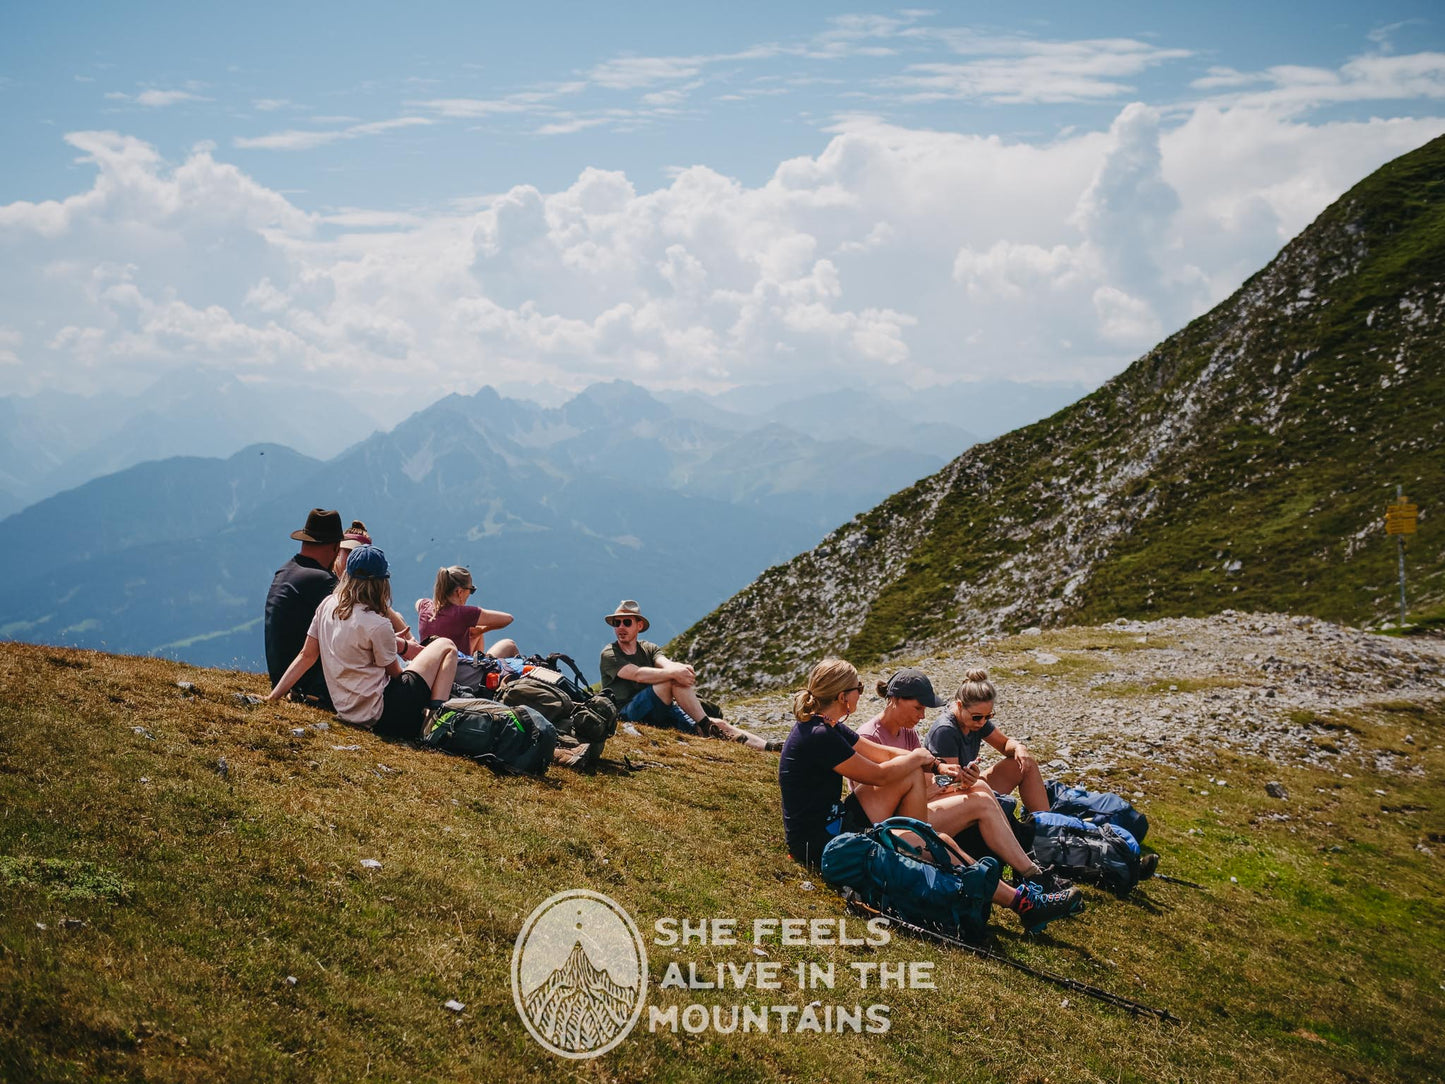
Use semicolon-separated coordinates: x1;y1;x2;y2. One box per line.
675;136;1445;686
1;642;1442;1083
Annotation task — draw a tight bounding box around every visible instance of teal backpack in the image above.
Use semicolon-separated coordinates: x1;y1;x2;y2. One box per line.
820;816;1001;938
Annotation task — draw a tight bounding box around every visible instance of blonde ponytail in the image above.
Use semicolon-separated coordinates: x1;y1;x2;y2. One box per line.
792;658;861;721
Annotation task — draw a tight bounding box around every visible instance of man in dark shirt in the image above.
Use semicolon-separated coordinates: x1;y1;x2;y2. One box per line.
264;508;344;709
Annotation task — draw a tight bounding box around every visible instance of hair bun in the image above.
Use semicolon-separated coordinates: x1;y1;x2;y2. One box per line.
964;668;988;682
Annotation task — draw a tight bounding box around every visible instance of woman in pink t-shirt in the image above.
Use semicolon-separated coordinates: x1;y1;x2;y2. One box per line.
416;565;519;659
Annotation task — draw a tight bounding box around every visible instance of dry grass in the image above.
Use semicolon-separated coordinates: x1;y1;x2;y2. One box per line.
1;642;1442;1083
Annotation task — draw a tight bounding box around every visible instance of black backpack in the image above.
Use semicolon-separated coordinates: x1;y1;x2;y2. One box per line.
1028;811;1143;894
498;659;618;766
452;655;504;699
419;701;557;775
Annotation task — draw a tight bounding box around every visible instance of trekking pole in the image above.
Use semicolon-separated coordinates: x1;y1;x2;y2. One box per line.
1152;873;1204;890
843;893;1180;1024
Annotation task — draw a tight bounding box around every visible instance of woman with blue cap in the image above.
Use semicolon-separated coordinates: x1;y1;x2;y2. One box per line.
268;545;458;739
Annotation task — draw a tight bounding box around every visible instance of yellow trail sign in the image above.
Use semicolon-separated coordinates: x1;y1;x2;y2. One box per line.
1386;499;1419;535
1381;500;1416;534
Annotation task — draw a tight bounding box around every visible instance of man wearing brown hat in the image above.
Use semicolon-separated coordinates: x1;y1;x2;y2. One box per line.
264;508;344;709
599;600;777;751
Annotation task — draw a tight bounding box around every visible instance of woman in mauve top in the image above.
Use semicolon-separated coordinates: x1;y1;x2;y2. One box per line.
416;565;519;658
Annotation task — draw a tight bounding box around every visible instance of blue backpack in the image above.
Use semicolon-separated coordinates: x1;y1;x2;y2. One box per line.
1030;811;1142;894
1045;781;1149;841
819;816;1001;938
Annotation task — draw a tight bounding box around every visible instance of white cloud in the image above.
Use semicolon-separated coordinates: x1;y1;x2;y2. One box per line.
881;36;1192;103
410;97;534;118
588;55;707;90
234;115;435;151
3;83;1444;414
0;326;21;367
106;88;211;107
1192;51;1445;112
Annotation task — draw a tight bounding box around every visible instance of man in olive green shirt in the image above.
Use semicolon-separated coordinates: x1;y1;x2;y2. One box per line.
599;600;777;751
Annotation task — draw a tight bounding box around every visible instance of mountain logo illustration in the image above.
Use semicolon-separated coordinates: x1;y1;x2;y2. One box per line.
511;889;648;1058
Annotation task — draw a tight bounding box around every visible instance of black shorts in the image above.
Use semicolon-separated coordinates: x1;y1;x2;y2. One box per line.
790;792;871;868
375;670;431;740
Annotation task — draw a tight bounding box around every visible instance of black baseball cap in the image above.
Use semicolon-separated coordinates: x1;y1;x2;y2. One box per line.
884;668;941;707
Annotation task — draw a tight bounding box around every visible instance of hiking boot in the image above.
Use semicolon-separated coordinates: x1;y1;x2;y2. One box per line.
1013;884;1085;933
1021;865;1073;893
764;739;784;752
704;717;741;740
1138;853;1159;880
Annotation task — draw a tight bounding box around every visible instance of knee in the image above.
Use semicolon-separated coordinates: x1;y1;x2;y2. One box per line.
653;681;674;701
489;639;519;658
433;637;457;654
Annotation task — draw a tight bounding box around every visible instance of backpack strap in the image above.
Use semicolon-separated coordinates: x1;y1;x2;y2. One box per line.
544;652;590;689
871;816;958;870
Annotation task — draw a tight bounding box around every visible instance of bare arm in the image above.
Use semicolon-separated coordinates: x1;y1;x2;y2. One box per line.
833;745;936;787
268;637;321;701
618;652;696;687
985;728;1035;774
852;735;913;766
472;606;513;632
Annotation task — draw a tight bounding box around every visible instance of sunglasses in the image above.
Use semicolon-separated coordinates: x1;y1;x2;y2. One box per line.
610;617;636;627
965;711;994;724
465;585;477;595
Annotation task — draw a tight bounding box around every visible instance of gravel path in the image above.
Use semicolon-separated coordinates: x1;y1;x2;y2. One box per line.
723;611;1445;777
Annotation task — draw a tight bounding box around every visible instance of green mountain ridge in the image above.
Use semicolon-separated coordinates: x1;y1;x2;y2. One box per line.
676;136;1445;691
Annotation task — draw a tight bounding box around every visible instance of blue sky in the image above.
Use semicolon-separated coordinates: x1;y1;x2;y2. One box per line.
2;2;1444;419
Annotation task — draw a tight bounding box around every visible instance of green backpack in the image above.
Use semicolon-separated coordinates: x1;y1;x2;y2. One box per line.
499;673;618;746
419;701;556;775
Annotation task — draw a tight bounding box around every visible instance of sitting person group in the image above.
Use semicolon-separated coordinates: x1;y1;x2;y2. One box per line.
264;507;1102;927
264;508;766;751
778;658;1085;932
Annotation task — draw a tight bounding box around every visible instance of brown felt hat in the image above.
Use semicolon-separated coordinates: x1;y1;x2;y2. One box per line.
604;599;650;633
290;508;344;544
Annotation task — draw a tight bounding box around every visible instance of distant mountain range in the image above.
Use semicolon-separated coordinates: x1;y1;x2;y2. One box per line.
0;379;1004;672
0;370;383;520
677;135;1445;690
0;369;1088;523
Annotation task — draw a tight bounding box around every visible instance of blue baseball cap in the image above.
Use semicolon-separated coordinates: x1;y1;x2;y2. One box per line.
345;544;390;580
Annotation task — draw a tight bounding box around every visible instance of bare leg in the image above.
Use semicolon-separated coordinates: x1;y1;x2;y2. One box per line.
406;639;459;701
486;638;519;659
927;782;1040;875
983;758;1048;813
667;683;708;725
854;769;933;824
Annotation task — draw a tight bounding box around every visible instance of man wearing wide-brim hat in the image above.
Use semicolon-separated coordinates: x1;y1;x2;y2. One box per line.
599;600;778;752
264;508;344;709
